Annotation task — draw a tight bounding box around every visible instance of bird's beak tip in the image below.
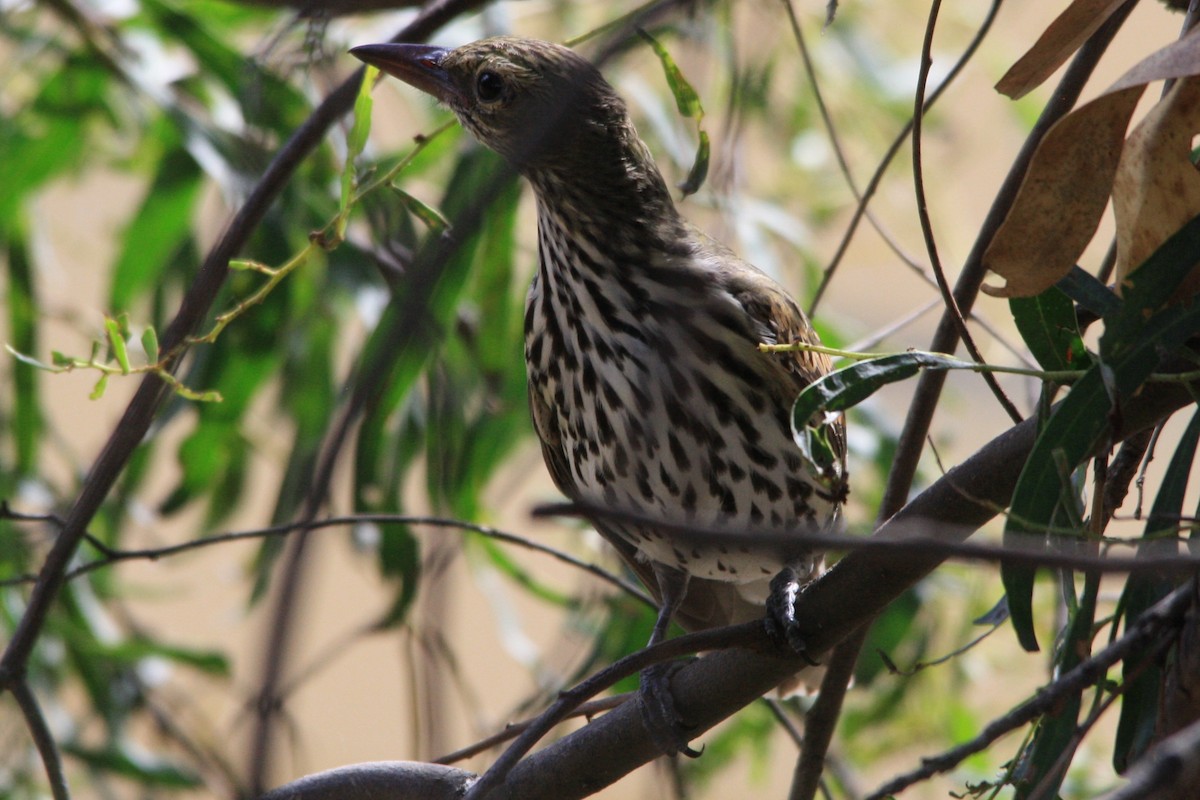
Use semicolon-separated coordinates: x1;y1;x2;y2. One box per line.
350;43;456;103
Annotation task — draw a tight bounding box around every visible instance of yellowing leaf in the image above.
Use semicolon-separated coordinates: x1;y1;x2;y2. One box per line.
1112;75;1200;297
995;0;1128;100
983;27;1200;299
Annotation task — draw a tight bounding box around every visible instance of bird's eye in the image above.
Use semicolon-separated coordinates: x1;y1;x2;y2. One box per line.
476;70;504;102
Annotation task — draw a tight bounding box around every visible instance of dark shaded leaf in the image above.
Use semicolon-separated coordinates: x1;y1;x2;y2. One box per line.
680;128;710;197
4;228;42;475
62;742;201;788
1056;265;1121;318
1114;409;1200;771
1010;286;1090;372
1003;216;1200;651
792;352;968;428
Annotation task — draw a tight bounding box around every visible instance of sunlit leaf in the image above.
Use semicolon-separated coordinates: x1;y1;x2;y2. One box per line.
105;317;131;374
110;145;202;311
141;327;160;364
341;65;377;219
638;29;704;118
89;373;109;401
389;186;450;234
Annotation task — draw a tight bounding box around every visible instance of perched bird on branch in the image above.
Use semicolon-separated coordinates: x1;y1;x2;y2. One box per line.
352;35;847;754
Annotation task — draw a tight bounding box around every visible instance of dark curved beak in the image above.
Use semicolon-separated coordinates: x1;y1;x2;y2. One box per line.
350;43;459;104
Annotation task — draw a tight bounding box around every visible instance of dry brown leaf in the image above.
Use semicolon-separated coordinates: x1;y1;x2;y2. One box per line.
1112;75;1200;296
981;87;1141;299
982;28;1200;299
996;0;1128;100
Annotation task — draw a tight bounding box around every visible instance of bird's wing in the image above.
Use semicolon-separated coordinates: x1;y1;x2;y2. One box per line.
718;255;848;468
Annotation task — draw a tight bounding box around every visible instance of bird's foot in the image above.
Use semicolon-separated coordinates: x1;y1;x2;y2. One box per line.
764;567;820;665
639;661;702;758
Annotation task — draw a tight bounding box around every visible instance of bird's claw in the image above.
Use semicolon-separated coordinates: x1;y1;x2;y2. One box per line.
764;567;820;665
639;661;702;758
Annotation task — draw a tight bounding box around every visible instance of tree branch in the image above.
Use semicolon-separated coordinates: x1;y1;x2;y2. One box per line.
867;583;1194;800
11;681;69;800
878;0;1140;518
452;377;1200;798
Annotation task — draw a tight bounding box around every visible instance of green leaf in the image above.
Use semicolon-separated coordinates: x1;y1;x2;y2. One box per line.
1002;217;1200;652
792;351;969;427
105;316;131;374
390;186;450;234
99;638;230;675
341;65;377;216
1114;409;1200;771
109;146;202;311
5;228;42;475
62;742;201;788
1101;213;1200;364
89;373;109;401
473;538;574;606
1015;574;1097;798
679;128;710;197
141;326;160;364
1010;286;1090;372
638;29;704;119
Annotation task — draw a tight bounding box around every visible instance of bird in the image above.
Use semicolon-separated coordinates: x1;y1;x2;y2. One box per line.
351;35;847;754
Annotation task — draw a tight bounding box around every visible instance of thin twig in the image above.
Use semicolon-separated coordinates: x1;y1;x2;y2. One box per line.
12;681;70;800
535;500;1200;576
779;0;910;271
789;630;862;800
0;512;652;606
434;694;631;764
878;0;1138;519
807;0;1003;314
463;622;765;800
910;0;1022;424
865;584;1193;800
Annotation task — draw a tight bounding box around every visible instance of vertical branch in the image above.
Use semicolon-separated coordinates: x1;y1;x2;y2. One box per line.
878;0;1140;520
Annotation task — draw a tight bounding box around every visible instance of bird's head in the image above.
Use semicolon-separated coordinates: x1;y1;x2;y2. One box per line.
351;37;637;175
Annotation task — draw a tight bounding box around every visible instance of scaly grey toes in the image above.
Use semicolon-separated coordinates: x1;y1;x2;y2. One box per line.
764;567;820;665
639;661;702;758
